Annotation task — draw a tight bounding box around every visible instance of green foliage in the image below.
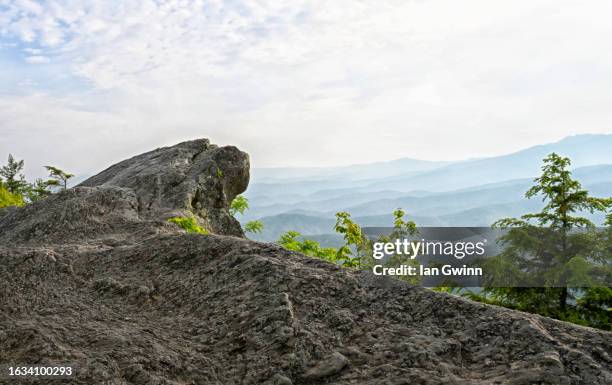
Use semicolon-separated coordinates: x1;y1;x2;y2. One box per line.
482;153;612;330
377;208;421;284
277;231;338;262
334;211;371;268
277;208;419;274
228;195;266;235
229;195;249;216
45;165;74;191
494;153;611;230
0;183;25;208
26;178;52;202
0;154;56;204
563;287;612;330
432;286;458;294
167;216;209;235
392;208;417;235
244;220;264;234
0;154;28;195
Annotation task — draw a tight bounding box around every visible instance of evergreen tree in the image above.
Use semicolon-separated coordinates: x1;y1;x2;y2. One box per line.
0;154;28;195
485;153;612;329
45;166;74;191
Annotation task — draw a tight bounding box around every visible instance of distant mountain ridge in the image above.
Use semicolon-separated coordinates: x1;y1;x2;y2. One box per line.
243;134;612;243
252;157;452;183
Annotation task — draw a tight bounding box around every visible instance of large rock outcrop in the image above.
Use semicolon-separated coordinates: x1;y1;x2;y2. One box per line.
79;139;249;237
0;139;249;245
0;139;610;385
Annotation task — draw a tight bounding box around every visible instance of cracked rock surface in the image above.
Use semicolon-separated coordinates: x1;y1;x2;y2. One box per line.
0;139;610;385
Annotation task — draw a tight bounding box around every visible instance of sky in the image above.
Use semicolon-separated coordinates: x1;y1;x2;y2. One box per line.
1;0;612;179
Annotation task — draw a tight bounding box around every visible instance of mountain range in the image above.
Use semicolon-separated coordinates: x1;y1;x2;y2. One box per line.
241;134;612;243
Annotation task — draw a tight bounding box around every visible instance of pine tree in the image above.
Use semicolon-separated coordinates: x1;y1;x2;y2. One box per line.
0;154;28;195
485;153;612;328
45;166;74;191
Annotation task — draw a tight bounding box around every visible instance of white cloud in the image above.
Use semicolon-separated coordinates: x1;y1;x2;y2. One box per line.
0;0;612;176
24;55;50;63
23;47;41;54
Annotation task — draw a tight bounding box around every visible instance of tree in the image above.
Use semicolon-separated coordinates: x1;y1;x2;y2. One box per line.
334;211;371;268
0;154;27;195
379;209;421;284
484;153;612;328
45;166;74;191
26;178;52;202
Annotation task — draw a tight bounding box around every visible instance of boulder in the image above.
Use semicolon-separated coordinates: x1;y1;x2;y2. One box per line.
79;138;249;237
0;139;249;245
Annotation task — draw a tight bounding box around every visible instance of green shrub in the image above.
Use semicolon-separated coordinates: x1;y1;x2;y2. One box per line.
0;184;24;209
167;215;208;234
278;231;339;263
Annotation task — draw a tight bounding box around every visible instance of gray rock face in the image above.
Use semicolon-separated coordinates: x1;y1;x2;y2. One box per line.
0;140;611;385
302;351;349;380
0;139;249;245
79;138;249;237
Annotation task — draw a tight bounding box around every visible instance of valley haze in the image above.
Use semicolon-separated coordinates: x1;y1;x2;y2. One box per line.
241;134;612;244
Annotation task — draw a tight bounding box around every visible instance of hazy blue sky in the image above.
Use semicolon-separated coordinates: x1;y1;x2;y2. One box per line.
1;0;612;178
